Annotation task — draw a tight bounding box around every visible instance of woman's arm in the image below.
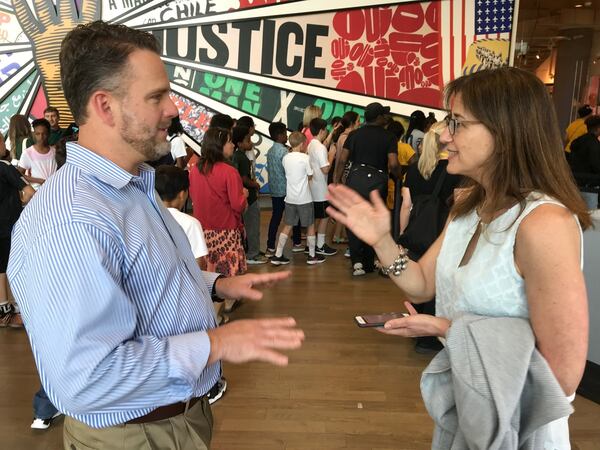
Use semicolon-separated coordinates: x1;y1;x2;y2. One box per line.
399;187;412;234
327;184;441;302
515;204;588;395
226;170;248;214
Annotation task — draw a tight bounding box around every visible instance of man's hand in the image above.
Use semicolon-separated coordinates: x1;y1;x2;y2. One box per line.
207;317;304;366
12;0;100;123
215;271;291;301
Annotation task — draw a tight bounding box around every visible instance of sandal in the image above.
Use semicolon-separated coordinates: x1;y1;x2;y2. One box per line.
217;314;231;326
222;299;242;314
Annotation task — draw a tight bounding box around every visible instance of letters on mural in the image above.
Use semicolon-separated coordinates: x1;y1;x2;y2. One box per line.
108;0;293;25
157;3;443;107
167;63;364;129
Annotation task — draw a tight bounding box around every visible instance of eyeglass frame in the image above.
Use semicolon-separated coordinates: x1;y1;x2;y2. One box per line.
444;115;481;136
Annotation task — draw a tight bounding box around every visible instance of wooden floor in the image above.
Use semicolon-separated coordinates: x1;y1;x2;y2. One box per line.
2;211;600;449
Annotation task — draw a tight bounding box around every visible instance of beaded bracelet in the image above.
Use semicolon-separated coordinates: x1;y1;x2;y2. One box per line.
380;246;409;277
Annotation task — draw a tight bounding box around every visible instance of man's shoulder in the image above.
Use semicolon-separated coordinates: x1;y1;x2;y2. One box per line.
16;166;107;238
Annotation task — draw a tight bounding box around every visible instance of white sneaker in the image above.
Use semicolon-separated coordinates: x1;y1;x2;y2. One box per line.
352;262;366;276
207;377;228;405
31;412;62;430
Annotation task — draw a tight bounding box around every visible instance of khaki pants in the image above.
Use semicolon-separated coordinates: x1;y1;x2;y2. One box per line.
63;397;213;450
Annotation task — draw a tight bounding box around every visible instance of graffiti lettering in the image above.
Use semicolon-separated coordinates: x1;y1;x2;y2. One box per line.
239;0;291;7
161;19;328;79
198;73;261;114
173;65;193;86
314;99;363;121
159;1;217;22
121;0;151;8
166;62;365;132
272;90;296;124
331;3;441;106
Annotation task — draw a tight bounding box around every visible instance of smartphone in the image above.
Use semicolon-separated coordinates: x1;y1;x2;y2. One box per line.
354;312;408;328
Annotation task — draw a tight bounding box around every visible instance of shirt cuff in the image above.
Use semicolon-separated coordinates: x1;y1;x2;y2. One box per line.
201;271;221;293
202;271;225;302
166;331;212;393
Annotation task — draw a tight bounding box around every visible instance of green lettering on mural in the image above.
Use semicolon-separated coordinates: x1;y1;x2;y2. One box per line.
198;72;260;115
203;73;225;89
224;78;243;97
315;99;364;120
245;83;260;102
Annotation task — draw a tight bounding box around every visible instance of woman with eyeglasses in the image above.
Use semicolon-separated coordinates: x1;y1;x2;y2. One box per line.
327;67;590;446
188;128;249;323
397;121;462;354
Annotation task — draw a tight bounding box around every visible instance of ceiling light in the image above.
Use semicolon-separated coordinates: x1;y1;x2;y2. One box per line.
536;53;540;59
575;4;583;7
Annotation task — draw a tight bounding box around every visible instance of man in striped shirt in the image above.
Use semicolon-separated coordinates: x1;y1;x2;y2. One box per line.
7;21;304;449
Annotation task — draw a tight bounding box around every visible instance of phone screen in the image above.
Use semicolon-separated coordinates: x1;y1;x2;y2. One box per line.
355;312;407;327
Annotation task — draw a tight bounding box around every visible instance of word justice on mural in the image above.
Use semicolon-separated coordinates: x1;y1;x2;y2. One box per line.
155;20;329;79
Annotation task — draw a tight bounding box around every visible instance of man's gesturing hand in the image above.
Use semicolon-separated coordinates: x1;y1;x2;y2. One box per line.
207;317;304;366
215;271;291;301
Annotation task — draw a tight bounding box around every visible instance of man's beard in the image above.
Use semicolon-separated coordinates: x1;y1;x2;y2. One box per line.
119;109;170;162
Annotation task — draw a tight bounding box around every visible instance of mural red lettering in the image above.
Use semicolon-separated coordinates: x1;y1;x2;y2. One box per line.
330;3;442;108
238;0;291;8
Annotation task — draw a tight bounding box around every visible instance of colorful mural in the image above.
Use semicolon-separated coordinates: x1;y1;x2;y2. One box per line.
0;0;516;189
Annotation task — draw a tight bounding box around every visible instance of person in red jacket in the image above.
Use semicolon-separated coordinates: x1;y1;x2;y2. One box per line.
189;128;249;318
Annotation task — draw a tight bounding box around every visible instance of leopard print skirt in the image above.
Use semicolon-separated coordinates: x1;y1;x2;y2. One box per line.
204;228;247;277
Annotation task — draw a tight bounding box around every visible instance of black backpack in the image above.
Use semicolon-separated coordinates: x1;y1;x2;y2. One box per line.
397;168;449;258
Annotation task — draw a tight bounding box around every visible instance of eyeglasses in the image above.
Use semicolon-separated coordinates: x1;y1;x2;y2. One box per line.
444;115;481;136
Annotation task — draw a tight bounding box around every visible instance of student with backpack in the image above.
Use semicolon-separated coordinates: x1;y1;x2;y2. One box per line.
167;116;188;169
232;126;268;265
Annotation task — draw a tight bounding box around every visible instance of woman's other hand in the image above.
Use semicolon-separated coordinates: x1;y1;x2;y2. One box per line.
377;302;450;338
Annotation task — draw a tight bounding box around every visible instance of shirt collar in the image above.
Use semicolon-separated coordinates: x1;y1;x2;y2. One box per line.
65;142;155;194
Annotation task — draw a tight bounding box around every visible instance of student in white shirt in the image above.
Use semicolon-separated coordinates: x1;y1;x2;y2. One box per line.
271;132;325;265
155;165;208;268
167;116;188;169
17;118;57;189
307;118;337;256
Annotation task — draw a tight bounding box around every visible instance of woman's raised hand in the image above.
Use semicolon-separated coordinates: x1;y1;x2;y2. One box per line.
326;185;391;248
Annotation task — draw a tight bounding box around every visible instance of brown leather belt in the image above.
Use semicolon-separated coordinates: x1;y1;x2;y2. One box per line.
126;397;203;424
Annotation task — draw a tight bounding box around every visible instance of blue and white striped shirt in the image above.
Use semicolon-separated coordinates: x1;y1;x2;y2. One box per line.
7;142;221;428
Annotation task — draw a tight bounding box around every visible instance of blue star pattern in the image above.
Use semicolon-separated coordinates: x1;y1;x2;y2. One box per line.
475;0;514;35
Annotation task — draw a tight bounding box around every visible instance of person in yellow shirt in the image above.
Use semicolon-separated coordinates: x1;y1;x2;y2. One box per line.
565;105;593;153
386;121;416;209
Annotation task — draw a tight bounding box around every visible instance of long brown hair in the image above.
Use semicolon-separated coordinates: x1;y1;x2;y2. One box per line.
197;128;230;175
446;67;591;230
8;114;33;159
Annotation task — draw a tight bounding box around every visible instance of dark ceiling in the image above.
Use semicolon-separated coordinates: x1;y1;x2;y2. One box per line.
515;0;599;72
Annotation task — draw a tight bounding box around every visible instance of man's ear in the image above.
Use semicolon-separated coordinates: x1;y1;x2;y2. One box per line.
88;91;118;127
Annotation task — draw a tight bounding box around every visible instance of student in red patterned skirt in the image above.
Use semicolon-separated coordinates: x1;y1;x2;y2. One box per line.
189;128;249;319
